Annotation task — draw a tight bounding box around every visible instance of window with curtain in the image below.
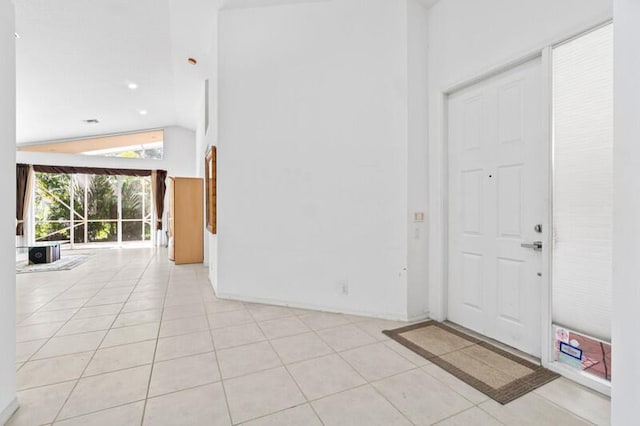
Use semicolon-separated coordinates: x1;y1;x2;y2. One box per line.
34;172;152;244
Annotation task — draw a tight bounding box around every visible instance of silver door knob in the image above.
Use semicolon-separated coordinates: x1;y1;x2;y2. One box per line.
521;241;542;251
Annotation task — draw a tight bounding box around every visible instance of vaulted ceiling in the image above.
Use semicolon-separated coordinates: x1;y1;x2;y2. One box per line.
15;0;438;144
15;0;217;144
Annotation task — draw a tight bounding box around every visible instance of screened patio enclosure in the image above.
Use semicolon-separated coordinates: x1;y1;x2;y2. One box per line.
34;172;153;246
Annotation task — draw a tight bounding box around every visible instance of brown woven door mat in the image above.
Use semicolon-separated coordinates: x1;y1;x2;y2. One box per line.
383;321;559;405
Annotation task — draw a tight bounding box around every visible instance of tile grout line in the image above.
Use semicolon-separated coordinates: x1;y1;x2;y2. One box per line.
433;405;506;425
300;316;378;426
139;253;173;426
46;374;230;426
212;303;318;425
18;276;85;310
18;290;110;364
16;253;602;426
203;308;415;424
318;323;462;426
358;381;417;425
329;345;418;425
337;340;493;425
50;252;158;424
20;280;373;360
231;403;317;426
203;287;237;426
422;367;490;407
18;321;161;362
258;320;324;426
526;391;603;426
23;338;398;396
16;267;115;354
16;260;135;357
42;398;147;425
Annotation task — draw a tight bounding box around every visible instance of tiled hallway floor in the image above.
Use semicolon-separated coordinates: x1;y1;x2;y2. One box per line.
10;248;610;425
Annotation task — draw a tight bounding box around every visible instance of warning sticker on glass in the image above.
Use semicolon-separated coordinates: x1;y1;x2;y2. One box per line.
559;342;583;360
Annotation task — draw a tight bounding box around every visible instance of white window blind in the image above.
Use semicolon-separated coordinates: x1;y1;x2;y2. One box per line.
552;24;613;342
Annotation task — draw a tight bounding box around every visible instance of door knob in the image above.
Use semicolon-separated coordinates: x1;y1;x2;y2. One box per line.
521;241;542;251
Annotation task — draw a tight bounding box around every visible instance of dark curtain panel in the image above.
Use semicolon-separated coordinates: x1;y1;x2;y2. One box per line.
151;170;167;230
16;163;30;236
33;164;151;177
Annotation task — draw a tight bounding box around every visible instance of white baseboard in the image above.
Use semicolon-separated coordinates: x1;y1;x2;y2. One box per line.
545;361;611;397
207;273;217;293
214;291;429;323
0;397;19;425
406;312;431;323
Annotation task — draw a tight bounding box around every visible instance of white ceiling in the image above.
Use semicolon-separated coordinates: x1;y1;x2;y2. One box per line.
15;0;217;144
15;0;437;144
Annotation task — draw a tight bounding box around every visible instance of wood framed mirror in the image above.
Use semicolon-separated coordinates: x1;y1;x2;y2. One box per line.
205;146;216;234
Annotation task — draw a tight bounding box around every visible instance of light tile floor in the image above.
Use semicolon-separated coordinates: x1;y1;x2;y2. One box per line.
9;248;610;425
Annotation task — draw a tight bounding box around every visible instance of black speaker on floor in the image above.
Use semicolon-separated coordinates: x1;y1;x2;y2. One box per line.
28;243;61;264
29;246;49;264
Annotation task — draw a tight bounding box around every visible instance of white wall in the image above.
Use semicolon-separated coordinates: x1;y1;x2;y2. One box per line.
217;0;426;320
0;0;18;422
406;0;429;320
195;88;209;266
195;77;219;273
612;0;640;421
425;0;613;320
193;6;218;288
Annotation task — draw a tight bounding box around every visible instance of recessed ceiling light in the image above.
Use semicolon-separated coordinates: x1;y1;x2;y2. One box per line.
14;33;20;39
188;57;197;65
138;110;148;115
128;82;138;90
83;119;99;124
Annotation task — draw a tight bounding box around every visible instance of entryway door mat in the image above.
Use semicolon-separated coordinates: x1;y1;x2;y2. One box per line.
383;321;559;405
16;254;90;274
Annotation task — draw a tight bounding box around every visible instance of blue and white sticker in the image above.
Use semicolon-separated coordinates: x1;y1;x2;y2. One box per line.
559;342;583;361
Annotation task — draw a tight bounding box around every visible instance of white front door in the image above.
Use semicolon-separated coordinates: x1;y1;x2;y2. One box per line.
447;58;545;357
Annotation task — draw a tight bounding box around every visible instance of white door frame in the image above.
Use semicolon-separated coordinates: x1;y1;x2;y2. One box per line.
427;18;613;395
442;52;550;362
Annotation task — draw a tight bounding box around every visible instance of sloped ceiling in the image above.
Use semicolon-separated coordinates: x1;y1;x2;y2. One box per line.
15;0;217;144
15;0;436;144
